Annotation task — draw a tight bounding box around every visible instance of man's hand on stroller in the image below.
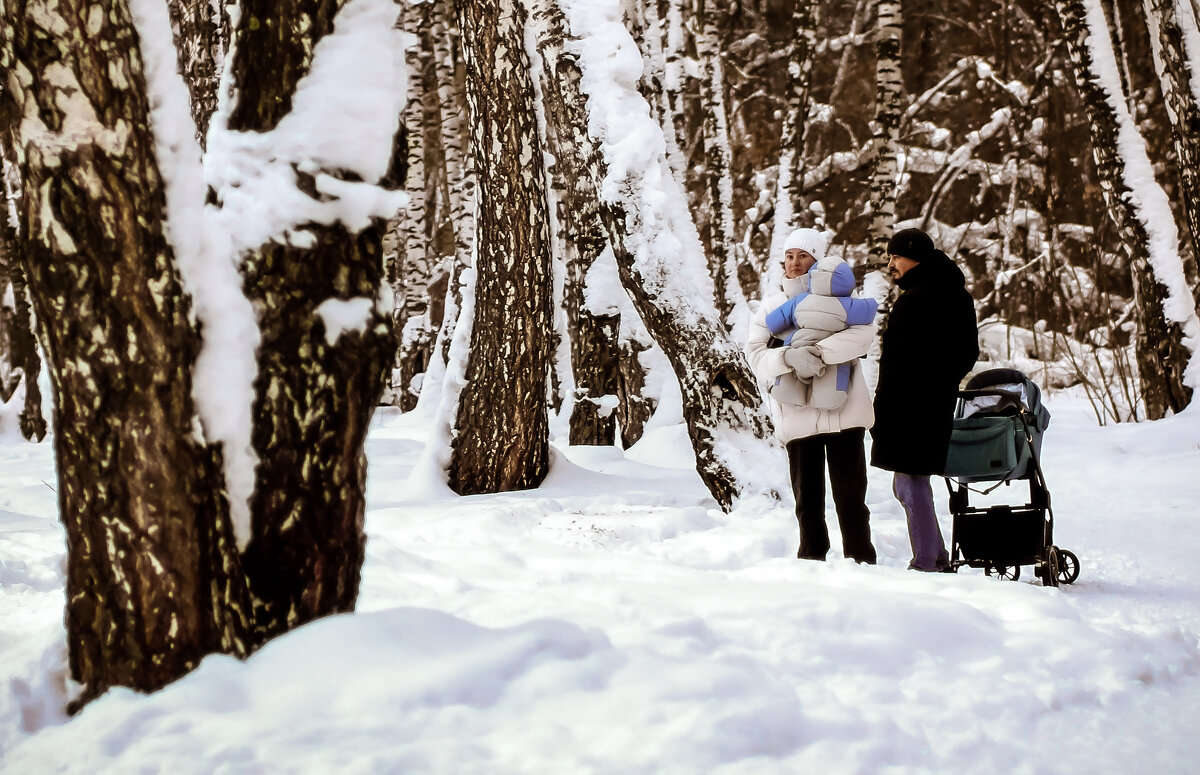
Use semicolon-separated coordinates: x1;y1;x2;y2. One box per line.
784;344;826;379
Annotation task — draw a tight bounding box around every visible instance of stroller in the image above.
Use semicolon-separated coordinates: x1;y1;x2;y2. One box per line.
943;368;1079;587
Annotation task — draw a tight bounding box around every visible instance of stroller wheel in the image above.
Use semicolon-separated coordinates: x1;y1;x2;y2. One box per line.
985;564;1020;581
1041;547;1060;588
1055;549;1080;585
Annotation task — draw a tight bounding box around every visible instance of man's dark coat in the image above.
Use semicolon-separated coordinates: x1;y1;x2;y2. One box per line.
870;250;979;475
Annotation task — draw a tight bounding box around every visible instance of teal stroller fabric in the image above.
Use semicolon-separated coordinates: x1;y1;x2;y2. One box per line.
943;369;1050;482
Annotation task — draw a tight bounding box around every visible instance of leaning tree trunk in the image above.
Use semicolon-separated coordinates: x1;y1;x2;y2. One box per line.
866;0;904;268
530;0;777;510
1142;0;1200;258
228;0;399;640
447;0;554;494
1057;0;1196;417
0;2;253;706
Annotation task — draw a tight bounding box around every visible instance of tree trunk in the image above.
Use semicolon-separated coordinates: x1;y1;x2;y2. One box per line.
389;0;435;411
867;0;904;267
693;0;748;334
166;0;223;146
432;0;476;278
530;0;777;510
768;0;818;289
0;166;46;441
227;0;399;639
1142;0;1200;258
1;2;253;704
531;0;621;446
1057;0;1196;417
448;0;554;494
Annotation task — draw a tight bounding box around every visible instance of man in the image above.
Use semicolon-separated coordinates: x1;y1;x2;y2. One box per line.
870;227;979;572
746;228;877;564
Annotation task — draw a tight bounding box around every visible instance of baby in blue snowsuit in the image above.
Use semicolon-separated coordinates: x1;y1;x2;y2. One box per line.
765;254;878;409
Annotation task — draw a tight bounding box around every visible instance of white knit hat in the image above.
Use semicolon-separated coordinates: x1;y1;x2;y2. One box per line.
783;228;826;261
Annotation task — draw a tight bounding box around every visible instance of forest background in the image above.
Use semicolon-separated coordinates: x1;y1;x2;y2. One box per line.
1;0;1199;709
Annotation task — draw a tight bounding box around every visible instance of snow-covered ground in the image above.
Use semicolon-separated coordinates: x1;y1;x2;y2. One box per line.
2;395;1199;774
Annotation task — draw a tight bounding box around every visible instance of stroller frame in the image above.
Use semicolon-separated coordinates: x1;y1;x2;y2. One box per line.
943;369;1079;587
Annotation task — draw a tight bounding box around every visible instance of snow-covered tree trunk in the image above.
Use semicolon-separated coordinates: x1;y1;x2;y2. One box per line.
227;0;400;638
768;0;818;290
866;0;904;267
532;0;777;510
1057;0;1198;416
1142;0;1200;257
166;0;223;146
0;2;254;705
693;0;748;336
532;18;622;446
447;0;554;494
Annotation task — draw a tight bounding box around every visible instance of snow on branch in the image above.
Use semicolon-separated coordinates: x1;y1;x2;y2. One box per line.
206;0;409;256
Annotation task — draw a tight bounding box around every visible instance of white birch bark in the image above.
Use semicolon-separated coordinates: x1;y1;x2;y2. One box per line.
767;0;818;292
694;0;749;338
866;0;904;267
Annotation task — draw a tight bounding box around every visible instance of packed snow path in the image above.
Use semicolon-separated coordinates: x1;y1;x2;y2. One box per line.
2;397;1199;773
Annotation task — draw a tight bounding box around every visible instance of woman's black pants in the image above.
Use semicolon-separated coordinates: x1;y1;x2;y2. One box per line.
785;428;876;563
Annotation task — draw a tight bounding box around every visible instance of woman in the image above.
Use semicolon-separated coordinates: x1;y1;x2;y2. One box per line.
745;229;877;563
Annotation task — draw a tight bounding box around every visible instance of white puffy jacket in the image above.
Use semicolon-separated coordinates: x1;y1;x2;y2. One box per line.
746;286;876;442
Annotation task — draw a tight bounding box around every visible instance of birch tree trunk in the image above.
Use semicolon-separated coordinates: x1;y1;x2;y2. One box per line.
0;239;46;441
448;0;554;494
530;0;777;510
390;0;435;411
693;0;748;334
768;0;818;289
432;0;476;278
1057;0;1196;416
1142;0;1200;256
0;2;254;705
533;0;621;446
228;0;399;639
866;0;904;267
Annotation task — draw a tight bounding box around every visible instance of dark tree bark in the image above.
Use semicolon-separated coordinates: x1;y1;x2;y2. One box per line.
227;0;399;639
1057;0;1193;417
447;0;554;494
0;0;253;706
166;0;223;146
